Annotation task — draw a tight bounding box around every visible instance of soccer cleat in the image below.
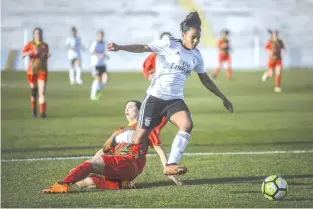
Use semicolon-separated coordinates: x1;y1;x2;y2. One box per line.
76;80;83;85
163;164;188;175
32;109;37;117
262;73;268;82
40;113;47;118
274;87;282;93
95;92;101;100
42;182;69;193
120;180;136;189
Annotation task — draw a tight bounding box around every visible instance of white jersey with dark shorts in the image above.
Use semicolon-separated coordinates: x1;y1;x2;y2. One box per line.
66;36;82;64
138;36;205;129
90;40;107;76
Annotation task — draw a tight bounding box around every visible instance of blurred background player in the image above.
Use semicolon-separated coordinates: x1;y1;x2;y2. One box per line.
65;27;84;85
42;100;182;193
22;28;50;118
142;32;172;81
89;30;109;100
262;30;285;92
213;30;232;80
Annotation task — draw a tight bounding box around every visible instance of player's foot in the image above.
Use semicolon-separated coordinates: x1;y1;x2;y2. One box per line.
168;175;184;186
212;74;217;80
262;73;268;82
163;163;187;175
42;181;69;193
70;81;75;85
76;80;83;85
32;109;37;117
120;180;136;189
95;92;101;100
274;87;282;93
40;113;47;118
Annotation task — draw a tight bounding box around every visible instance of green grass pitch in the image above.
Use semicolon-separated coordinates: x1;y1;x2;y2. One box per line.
1;70;313;208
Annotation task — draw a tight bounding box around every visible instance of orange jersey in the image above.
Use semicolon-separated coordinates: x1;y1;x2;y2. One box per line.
110;122;161;173
142;53;157;79
265;39;284;60
22;41;49;74
218;38;230;55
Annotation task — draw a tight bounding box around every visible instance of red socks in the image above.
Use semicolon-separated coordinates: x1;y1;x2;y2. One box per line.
62;161;94;184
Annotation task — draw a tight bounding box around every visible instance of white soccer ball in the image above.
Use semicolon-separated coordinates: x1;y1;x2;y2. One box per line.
261;175;288;200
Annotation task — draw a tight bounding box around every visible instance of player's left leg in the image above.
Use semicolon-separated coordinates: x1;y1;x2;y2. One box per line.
163;100;192;175
225;56;232;80
27;74;38;117
90;67;102;100
274;61;282;92
37;73;48;118
262;59;274;81
75;59;83;85
213;54;223;79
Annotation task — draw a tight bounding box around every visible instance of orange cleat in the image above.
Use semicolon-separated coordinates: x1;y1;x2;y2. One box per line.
163;164;188;175
42;182;69;193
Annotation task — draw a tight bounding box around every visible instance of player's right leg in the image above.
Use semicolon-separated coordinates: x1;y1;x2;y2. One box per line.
262;60;274;82
274;61;282;92
27;74;38;117
69;59;76;85
74;59;83;85
90;67;101;100
37;73;48;118
213;54;223;79
225;56;232;80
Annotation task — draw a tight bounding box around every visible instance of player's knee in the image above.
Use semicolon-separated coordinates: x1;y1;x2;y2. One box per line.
31;87;38;98
90;158;104;174
179;120;193;133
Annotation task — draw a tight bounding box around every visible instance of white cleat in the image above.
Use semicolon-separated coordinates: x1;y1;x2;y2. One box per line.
76;80;83;85
261;74;268;82
274;87;282;93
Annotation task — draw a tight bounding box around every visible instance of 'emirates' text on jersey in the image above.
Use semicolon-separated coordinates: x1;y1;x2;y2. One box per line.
147;37;205;100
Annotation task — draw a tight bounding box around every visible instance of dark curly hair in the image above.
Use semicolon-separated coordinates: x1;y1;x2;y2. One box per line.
180;11;201;33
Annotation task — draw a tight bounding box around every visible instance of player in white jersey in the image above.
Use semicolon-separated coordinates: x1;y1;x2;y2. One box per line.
107;11;233;175
65;27;84;85
89;30;109;100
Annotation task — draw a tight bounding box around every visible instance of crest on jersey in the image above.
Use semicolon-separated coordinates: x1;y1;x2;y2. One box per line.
144;117;151;127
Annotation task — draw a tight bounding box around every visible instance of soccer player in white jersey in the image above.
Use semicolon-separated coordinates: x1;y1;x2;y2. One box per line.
107;11;233;175
65;27;84;85
89;30;109;100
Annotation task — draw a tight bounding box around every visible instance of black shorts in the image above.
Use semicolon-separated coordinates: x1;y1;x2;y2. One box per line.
138;95;190;129
70;58;80;67
94;66;107;76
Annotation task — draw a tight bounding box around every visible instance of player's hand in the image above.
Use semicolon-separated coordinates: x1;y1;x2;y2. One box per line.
223;98;233;113
168;175;183;186
107;43;120;51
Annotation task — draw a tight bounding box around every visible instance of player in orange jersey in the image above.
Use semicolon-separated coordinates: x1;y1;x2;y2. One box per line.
142;32;172;81
22;28;50;118
213;30;232;80
262;30;285;92
42;100;182;193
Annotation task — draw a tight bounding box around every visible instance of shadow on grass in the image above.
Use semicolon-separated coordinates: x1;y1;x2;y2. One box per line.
137;174;313;188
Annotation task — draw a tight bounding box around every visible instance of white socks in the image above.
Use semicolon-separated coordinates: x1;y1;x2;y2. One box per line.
115;130;134;144
69;67;83;84
90;80;105;99
167;131;190;164
69;68;75;84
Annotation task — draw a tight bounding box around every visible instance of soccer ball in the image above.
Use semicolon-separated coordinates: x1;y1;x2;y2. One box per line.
261;175;288;200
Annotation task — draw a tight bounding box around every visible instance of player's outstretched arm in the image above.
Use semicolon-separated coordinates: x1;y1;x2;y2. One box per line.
197;73;233;113
107;43;152;53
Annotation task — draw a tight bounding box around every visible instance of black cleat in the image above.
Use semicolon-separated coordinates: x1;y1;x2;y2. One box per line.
32;110;37;117
40;113;47;118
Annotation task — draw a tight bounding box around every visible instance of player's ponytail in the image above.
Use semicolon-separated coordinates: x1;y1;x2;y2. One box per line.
180;11;201;33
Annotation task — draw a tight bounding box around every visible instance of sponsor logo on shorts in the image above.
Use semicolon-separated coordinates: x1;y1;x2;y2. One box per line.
144;117;151;127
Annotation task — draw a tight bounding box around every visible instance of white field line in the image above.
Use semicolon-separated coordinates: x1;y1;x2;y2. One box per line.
2;150;313;163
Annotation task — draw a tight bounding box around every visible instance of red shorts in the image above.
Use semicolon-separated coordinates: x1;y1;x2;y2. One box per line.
154;117;167;136
268;59;282;69
102;155;139;181
27;72;48;85
218;53;231;63
90;175;120;189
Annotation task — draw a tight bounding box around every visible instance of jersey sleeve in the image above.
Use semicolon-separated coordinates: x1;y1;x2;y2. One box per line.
194;51;206;73
90;41;96;53
147;36;171;55
265;40;272;50
148;129;161;147
22;42;31;53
